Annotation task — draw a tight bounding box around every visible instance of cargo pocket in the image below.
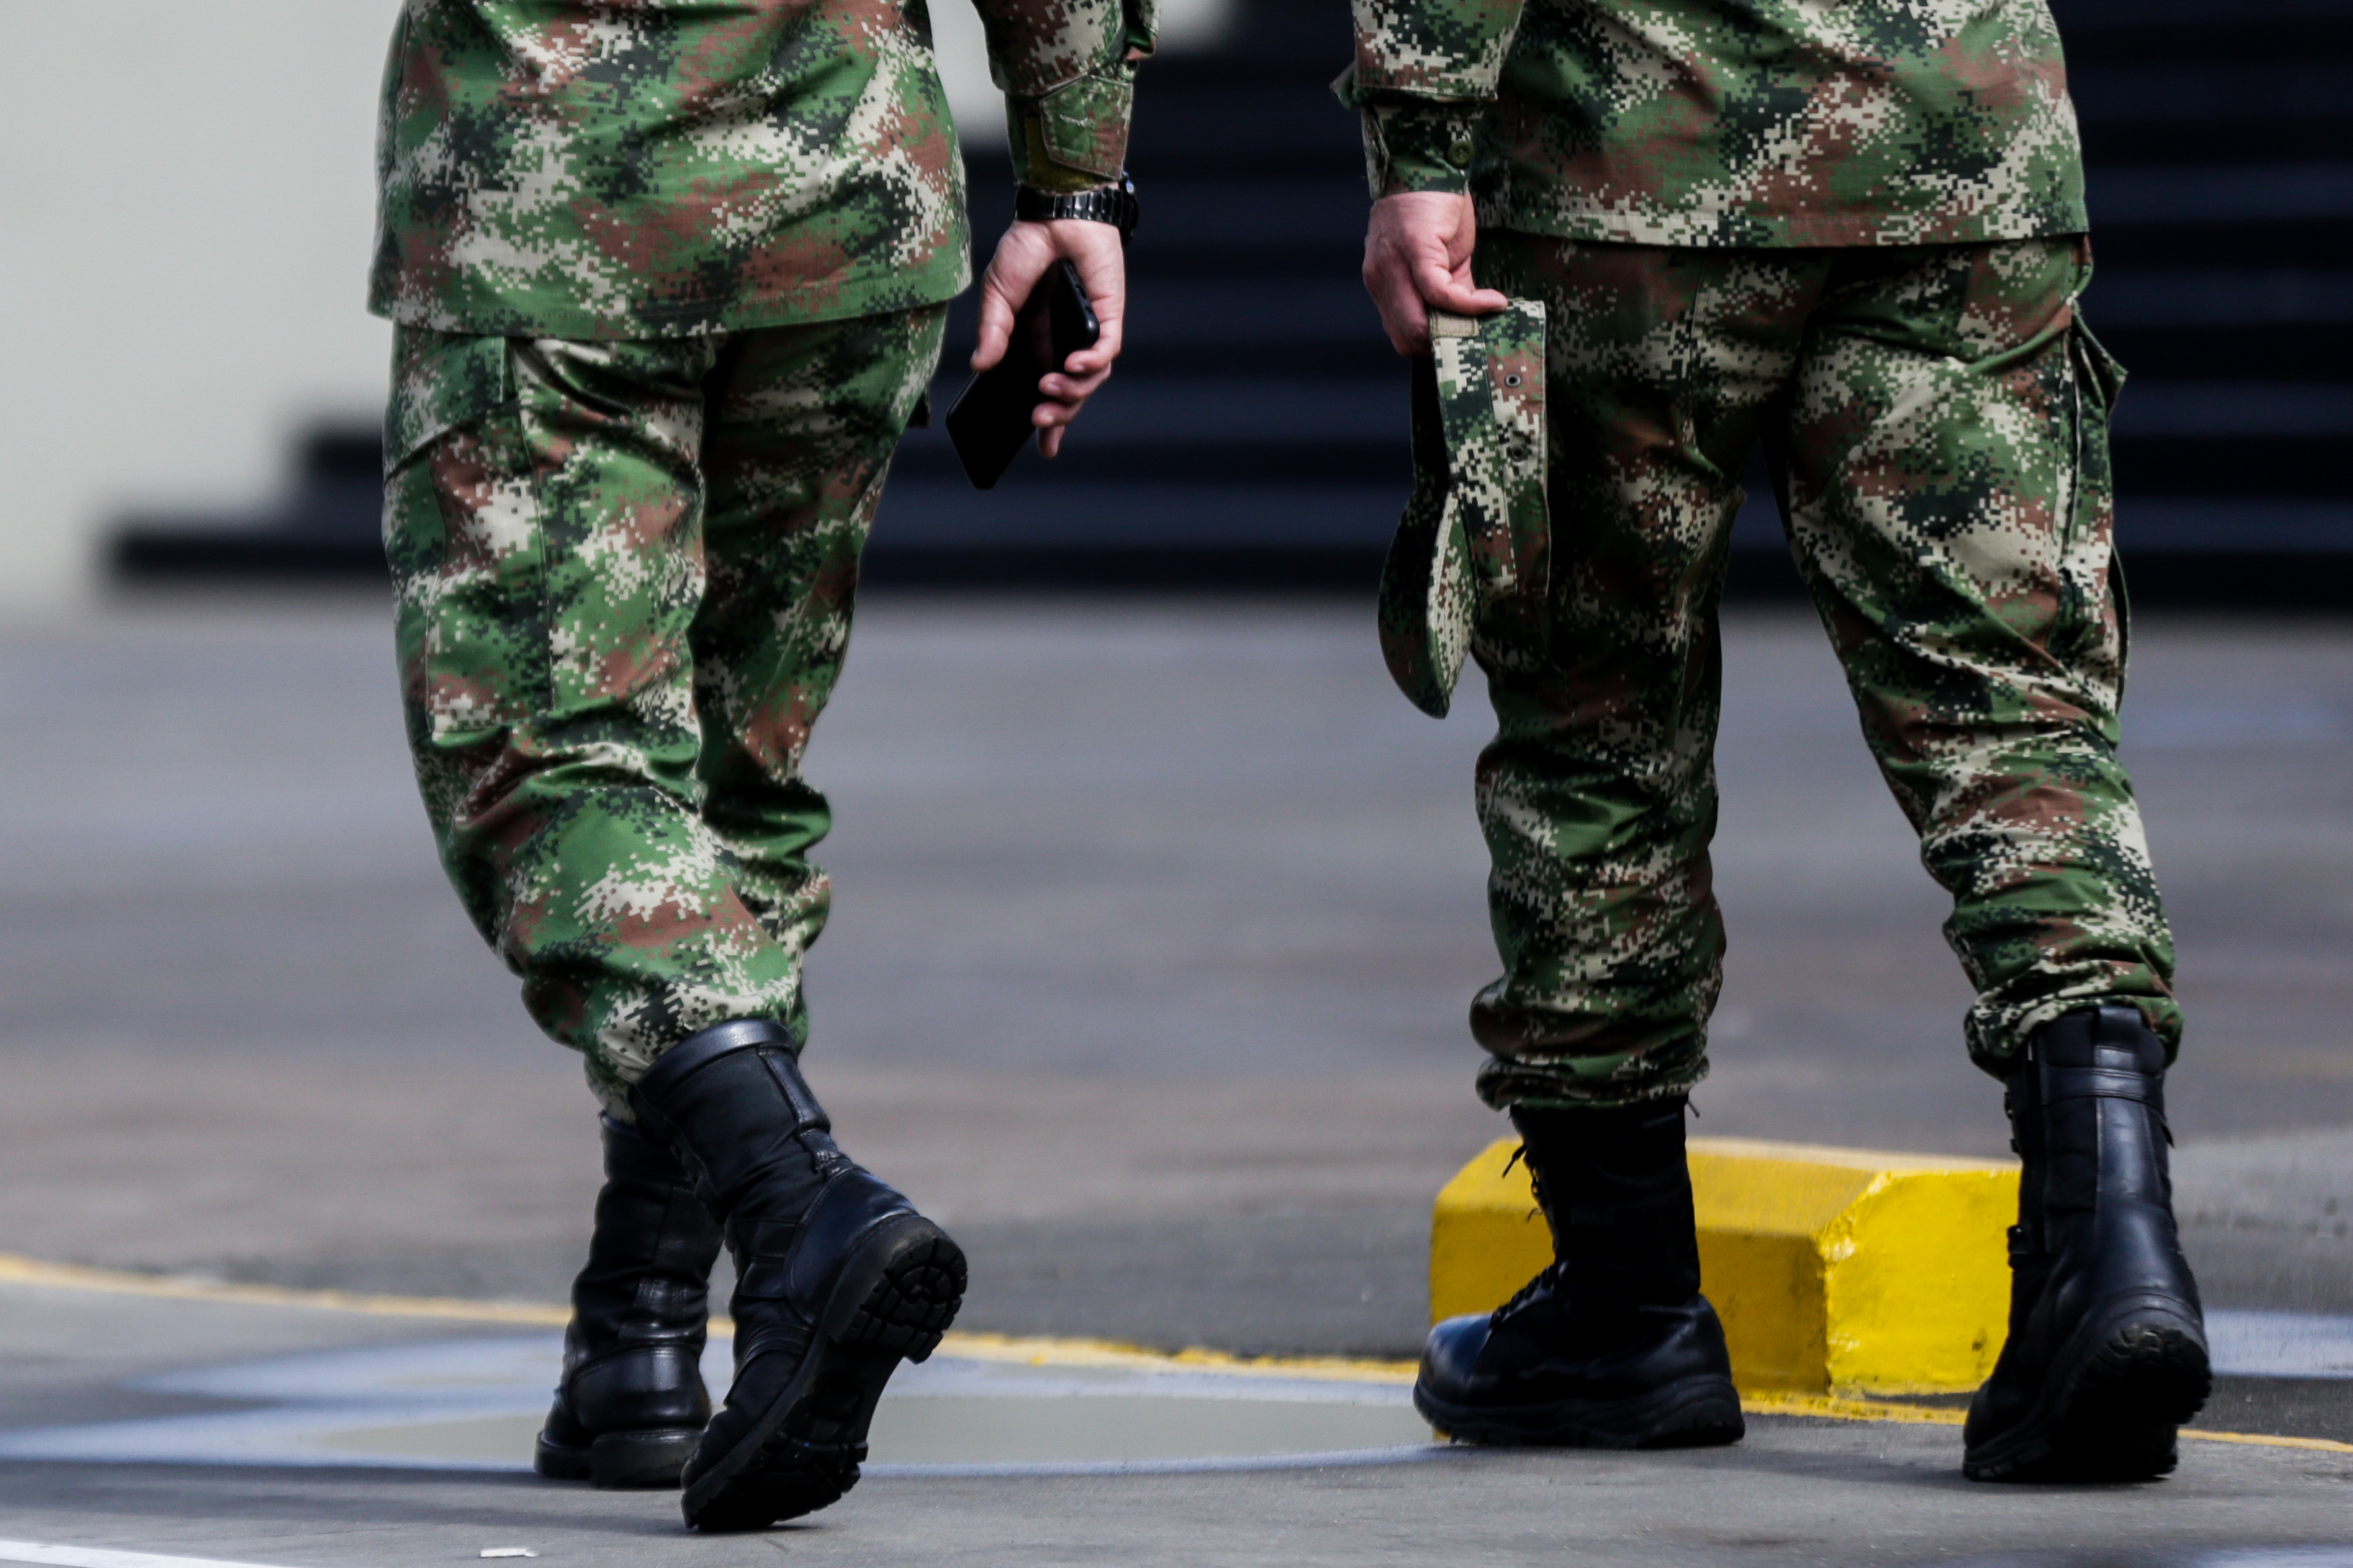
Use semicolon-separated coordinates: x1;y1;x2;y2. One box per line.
2061;310;2130;682
381;327;551;735
1376;299;1549;717
384;327;514;484
2065;313;2126;552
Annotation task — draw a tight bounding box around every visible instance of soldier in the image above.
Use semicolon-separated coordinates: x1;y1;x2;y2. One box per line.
1343;0;2210;1479
371;0;1151;1529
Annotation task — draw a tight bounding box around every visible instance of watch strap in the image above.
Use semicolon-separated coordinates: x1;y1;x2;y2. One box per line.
1014;173;1139;241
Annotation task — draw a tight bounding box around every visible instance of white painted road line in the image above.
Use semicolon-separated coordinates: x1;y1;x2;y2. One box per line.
2208;1310;2353;1379
0;1542;312;1568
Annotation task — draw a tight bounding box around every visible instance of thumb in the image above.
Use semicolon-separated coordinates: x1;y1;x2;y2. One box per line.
972;275;1019;372
1414;253;1509;319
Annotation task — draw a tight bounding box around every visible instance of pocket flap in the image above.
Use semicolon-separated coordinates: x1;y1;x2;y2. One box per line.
1034;73;1133;181
384;328;513;475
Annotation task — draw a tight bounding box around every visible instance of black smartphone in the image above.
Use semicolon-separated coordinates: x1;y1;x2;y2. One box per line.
945;259;1101;490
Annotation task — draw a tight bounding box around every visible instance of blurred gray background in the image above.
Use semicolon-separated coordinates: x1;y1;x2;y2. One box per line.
71;0;2353;607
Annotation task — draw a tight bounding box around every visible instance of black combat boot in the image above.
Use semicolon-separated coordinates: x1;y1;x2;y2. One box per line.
1964;1005;2210;1482
1414;1097;1744;1448
535;1115;726;1487
631;1020;966;1531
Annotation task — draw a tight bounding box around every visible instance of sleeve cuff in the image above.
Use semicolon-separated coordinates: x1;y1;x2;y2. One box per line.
1365;102;1484;198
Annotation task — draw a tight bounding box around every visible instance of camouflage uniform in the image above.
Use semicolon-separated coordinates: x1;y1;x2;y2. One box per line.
1347;0;2179;1110
374;0;1151;1113
1342;0;2085;246
372;0;1152;336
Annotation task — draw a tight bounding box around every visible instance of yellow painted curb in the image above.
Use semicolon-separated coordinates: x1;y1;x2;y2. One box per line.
0;1249;2341;1454
0;1252;573;1327
0;1254;1410;1379
1432;1135;2020;1395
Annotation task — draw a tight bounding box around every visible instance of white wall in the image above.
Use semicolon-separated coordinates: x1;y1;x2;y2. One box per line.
0;0;1229;615
0;4;393;614
930;0;1234;144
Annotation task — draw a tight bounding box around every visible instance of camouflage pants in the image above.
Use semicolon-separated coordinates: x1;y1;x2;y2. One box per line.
1465;233;2179;1111
381;307;947;1115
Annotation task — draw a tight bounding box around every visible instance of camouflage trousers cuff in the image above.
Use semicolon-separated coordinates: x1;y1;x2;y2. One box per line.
1474;1056;1710;1115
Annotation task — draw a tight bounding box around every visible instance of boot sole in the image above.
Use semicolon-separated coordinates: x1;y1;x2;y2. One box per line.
1965;1311;2211;1483
535;1428;702;1488
682;1217;965;1531
1414;1373;1745;1450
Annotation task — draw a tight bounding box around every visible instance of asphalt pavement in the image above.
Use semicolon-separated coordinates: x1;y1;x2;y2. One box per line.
0;592;2343;1562
0;1276;2343;1568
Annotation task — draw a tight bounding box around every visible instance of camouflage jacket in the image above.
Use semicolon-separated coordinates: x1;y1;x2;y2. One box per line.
371;0;1154;338
1340;0;2087;248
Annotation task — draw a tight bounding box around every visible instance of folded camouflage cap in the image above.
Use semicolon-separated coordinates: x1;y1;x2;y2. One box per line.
1377;299;1549;717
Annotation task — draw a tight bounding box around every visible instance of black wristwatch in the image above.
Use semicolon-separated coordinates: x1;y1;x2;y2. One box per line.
1015;171;1139;243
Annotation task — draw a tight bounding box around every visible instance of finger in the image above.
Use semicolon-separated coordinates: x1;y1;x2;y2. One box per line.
970;232;1056;372
1029;365;1096;415
1414;255;1507;318
1373;258;1430;356
1062;281;1123;372
1057;228;1126;371
1078;305;1122;371
1432;281;1512;314
1038;424;1065;459
1064;271;1122;361
1062;340;1116;378
1039;366;1111;402
971;277;1017;373
1031;392;1088;428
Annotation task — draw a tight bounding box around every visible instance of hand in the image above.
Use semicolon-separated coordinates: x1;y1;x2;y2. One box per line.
972;217;1126;459
1361;191;1509;357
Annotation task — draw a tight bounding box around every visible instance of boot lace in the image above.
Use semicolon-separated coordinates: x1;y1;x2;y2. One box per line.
1493;1260;1570;1324
1501;1142;1550;1224
1491;1141;1567;1324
